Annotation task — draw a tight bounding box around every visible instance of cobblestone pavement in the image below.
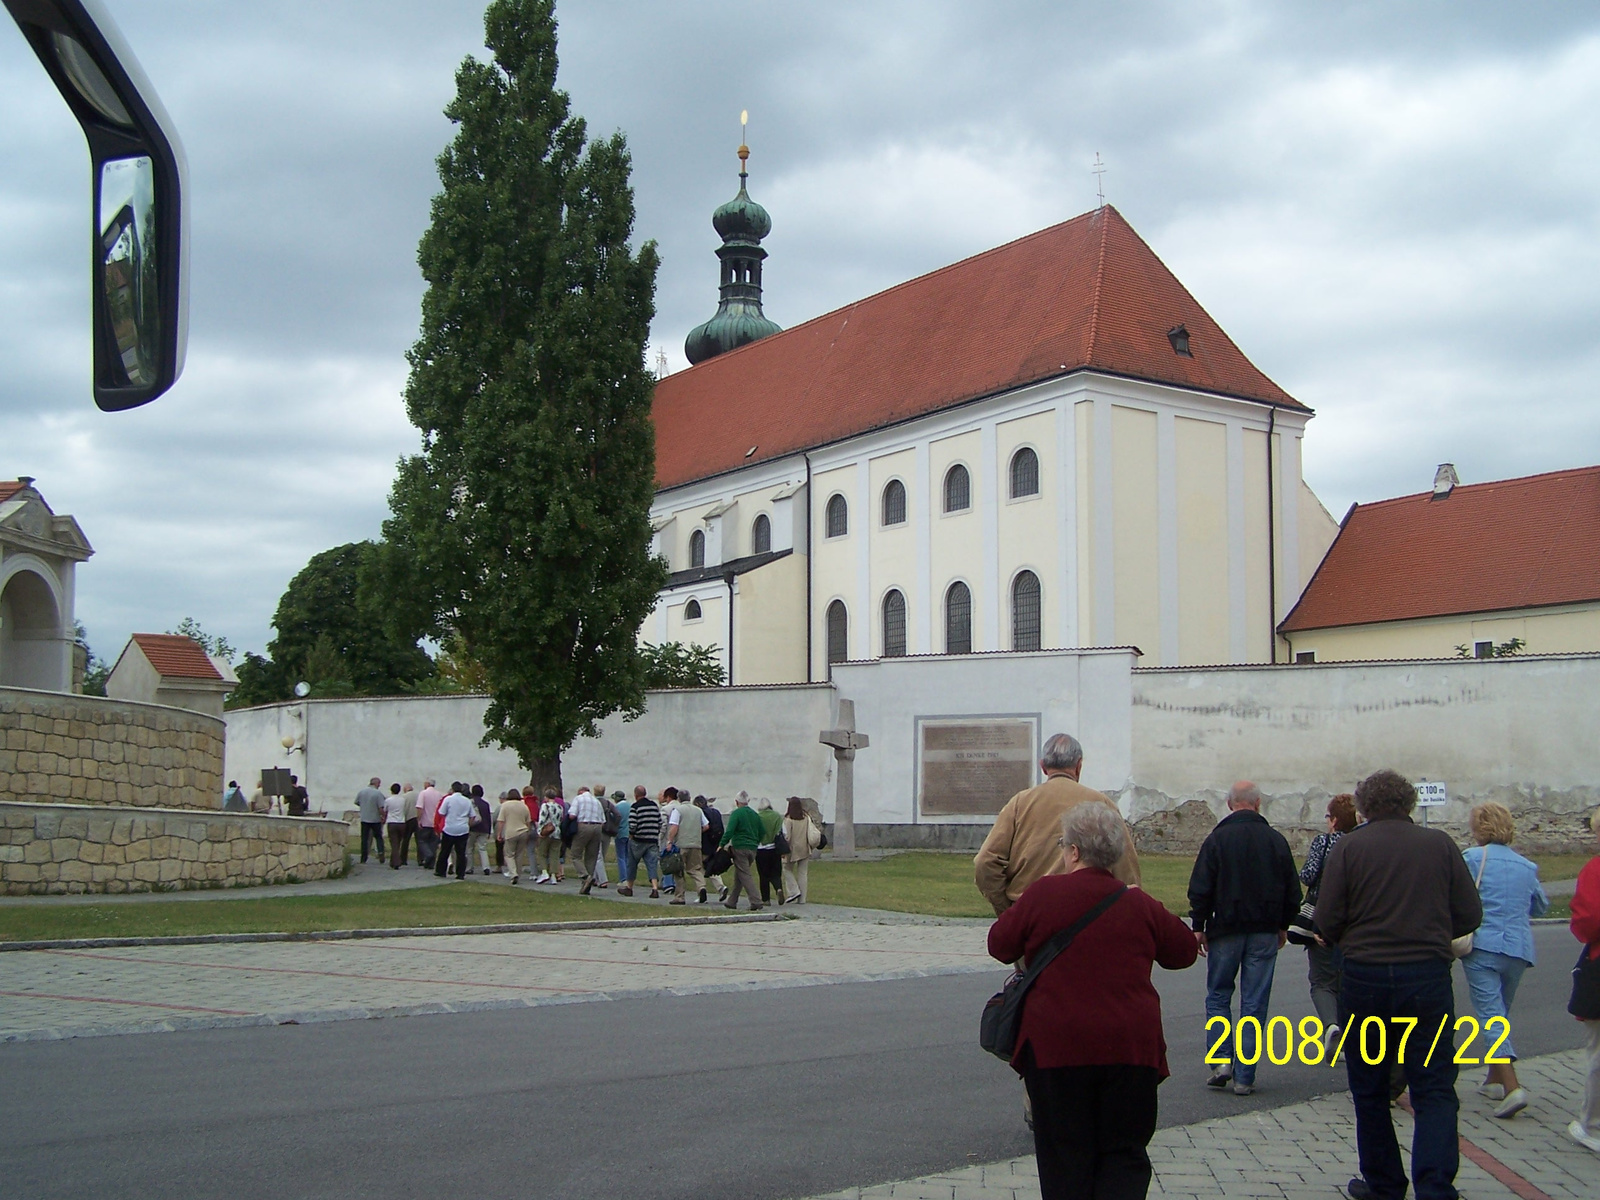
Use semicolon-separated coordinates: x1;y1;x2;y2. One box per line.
807;1048;1594;1200
0;914;994;1040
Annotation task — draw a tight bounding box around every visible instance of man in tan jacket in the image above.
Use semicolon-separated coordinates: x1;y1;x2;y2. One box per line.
974;732;1140;916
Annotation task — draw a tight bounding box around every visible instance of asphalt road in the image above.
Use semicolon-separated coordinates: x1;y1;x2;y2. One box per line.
0;925;1585;1200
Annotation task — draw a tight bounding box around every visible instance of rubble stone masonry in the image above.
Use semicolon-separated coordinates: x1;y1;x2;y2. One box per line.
1;687;224;810
0;802;348;895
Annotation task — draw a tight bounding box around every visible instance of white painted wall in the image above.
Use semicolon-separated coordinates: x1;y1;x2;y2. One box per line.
831;648;1137;825
1127;654;1600;836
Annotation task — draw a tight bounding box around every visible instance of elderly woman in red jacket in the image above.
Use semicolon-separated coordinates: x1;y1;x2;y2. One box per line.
989;801;1198;1200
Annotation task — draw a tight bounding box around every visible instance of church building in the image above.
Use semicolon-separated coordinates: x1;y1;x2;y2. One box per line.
645;148;1340;683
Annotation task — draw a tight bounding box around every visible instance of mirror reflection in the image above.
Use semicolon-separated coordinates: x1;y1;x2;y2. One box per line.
98;156;159;388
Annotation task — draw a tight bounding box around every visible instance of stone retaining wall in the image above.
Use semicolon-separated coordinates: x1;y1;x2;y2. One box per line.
1;687;224;810
0;802;348;895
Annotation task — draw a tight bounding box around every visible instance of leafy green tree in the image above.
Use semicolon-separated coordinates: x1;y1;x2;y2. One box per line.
167;617;235;663
231;542;433;708
73;621;110;696
640;641;725;689
375;0;664;792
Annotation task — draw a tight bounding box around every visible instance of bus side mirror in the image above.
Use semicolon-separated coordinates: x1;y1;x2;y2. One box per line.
4;0;188;410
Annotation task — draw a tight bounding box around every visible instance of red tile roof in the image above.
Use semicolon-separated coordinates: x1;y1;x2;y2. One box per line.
131;634;223;680
652;205;1304;489
1281;466;1600;632
0;481;26;502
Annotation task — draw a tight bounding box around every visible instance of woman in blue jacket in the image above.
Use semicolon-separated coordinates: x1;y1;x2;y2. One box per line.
1461;802;1549;1119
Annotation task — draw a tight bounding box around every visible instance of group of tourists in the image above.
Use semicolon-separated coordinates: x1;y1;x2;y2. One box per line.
351;777;824;908
975;731;1600;1200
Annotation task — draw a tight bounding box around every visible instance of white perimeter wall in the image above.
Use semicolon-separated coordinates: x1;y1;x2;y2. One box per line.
832;648;1137;825
1127;654;1600;839
226;686;838;818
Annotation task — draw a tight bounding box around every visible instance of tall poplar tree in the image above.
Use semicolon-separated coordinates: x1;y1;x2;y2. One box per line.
377;0;664;790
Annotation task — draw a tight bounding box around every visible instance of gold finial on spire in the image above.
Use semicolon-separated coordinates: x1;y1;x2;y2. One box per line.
738;110;750;169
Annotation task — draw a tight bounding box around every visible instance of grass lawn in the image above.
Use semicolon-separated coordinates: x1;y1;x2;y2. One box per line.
805;851;1196;918
0;881;688;944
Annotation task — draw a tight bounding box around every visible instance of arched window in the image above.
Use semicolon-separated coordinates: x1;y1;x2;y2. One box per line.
684;598;702;622
882;589;907;657
1012;571;1041;651
945;581;972;654
1010;447;1040;499
826;600;849;669
881;479;907;526
688;528;706;568
943;464;971;513
825;493;848;538
752;513;772;554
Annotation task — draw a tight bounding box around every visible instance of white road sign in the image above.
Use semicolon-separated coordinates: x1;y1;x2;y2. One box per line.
1416;780;1448;807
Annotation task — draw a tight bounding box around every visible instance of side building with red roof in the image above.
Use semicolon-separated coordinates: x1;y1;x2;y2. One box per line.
106;633;237;719
648;193;1340;682
1280;463;1600;662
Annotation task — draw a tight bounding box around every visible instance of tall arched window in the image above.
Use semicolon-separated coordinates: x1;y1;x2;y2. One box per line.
1010;447;1040;498
684;598;702;622
945;581;972;654
1012;570;1041;651
826;600;849;669
882;589;907;657
943;464;971;513
881;479;907;526
825;494;848;538
751;513;772;554
689;528;705;568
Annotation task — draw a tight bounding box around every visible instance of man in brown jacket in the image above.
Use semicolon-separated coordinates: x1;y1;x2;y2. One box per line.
975;732;1140;916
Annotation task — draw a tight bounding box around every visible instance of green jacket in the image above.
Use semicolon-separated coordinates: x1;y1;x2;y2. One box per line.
721;804;764;851
758;807;783;844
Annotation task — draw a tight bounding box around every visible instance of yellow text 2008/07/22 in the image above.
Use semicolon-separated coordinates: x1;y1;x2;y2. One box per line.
1204;1014;1512;1068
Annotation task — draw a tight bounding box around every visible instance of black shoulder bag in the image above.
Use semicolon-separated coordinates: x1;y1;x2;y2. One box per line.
980;885;1127;1062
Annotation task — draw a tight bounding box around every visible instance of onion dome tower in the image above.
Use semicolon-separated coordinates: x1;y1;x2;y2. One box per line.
684;125;782;365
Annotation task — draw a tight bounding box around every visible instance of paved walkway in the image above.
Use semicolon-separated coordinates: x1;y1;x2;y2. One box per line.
807;1049;1593;1200
0;912;993;1041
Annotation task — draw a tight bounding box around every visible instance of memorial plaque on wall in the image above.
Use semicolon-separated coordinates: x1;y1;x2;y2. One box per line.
918;717;1038;816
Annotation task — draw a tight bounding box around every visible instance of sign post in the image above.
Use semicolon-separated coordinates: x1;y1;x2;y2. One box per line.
1416;779;1448;827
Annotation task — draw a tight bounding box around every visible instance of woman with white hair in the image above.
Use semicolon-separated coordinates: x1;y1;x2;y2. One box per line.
754;795;786;906
989;802;1198;1200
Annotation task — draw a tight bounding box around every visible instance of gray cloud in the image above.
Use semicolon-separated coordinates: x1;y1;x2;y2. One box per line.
1;1;1596;662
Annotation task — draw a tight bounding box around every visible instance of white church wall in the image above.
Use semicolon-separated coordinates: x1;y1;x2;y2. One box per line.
1175;416;1231;664
832;647;1137;836
995;410;1058;650
1125;654;1600;851
1297;479;1340;592
732;554;807;684
811;461;860;669
868;449;916;657
1111;404;1162;656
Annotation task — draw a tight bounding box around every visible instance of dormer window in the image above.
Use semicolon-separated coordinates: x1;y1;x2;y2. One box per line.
1167;324;1192;357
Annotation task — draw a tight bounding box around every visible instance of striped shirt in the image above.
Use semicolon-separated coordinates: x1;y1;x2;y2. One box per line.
628;797;662;845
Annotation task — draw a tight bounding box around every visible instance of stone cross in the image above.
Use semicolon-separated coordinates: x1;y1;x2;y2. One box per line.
819;698;869;860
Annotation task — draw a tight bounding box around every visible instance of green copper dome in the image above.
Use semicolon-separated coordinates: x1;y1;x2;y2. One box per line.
686;144;782;365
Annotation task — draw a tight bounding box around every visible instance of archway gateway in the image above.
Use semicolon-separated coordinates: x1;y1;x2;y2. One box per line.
0;568;67;691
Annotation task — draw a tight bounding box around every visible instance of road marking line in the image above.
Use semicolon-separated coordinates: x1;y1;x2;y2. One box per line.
1458;1136;1554;1200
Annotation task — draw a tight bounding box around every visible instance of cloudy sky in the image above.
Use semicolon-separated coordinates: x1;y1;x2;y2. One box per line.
3;1;1598;662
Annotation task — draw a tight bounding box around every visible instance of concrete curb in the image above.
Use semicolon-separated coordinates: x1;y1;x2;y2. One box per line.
0;910;793;953
0;960;1000;1043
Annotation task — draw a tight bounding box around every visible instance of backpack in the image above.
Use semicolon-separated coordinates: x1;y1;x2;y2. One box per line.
600;796;620;837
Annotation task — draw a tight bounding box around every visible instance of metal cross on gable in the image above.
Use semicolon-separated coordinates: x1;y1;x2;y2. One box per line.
819;699;869;860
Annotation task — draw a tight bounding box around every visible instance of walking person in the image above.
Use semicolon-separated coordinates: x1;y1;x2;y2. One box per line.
385;783;408;869
976;733;1140;917
415;780;443;869
593;784;617;888
568;783;606;895
612;790;632;887
1187;781;1301;1096
496;786;533;884
467;784;494;876
754;797;786;906
492;790;507;875
697;795;727;901
355;777;387;865
618;785;662;898
1569;806;1600;1157
1460;802;1549;1118
667;791;708;905
989;803;1198;1200
1315;769;1481;1200
399;783;418;866
720;791;765;911
533;787;564;884
434;783;474;880
1299;794;1357;1046
782;798;819;903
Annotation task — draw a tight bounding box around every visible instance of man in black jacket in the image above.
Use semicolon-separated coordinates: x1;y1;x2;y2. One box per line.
1187;781;1302;1096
